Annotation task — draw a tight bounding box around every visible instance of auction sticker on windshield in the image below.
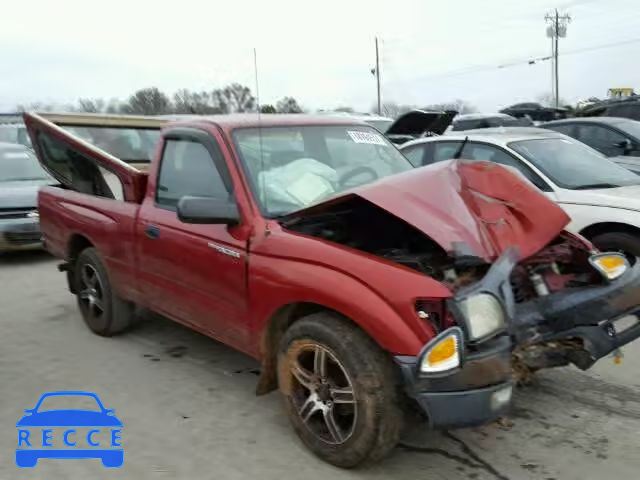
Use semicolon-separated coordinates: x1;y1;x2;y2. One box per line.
347;130;387;146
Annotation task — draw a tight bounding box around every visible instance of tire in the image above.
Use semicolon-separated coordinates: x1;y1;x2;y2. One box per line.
277;313;404;468
591;231;640;259
74;247;134;336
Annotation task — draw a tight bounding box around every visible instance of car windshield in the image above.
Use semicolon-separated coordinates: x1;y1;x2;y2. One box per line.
63;126;161;162
233;125;413;217
615;119;640;139
36;394;102;412
0;147;51;182
509;137;640;189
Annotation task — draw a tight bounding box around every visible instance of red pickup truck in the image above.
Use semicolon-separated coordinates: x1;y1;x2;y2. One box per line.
25;112;640;467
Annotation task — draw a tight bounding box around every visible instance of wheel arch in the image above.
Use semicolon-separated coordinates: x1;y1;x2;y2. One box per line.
65;234;95;293
256;302;398;396
579;221;640;240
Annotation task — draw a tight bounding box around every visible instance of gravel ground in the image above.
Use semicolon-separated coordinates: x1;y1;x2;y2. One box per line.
1;250;639;479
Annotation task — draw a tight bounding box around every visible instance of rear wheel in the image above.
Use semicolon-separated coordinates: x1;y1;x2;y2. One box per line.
277;313;404;468
591;231;640;260
74;247;134;336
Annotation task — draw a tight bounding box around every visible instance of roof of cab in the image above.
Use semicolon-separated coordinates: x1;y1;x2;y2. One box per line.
34;112;369;130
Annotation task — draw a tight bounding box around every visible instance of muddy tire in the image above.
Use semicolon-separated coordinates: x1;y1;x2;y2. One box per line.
277;313;404;468
74;247;134;336
591;231;640;259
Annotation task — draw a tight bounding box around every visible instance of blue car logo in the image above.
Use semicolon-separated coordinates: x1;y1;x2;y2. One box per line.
16;391;123;468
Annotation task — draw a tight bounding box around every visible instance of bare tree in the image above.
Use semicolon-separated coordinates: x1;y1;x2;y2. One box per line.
276;97;303;113
120;87;172;115
422;99;477;114
378;102;419;118
77;98;107;113
536;92;568;108
173;89;222;114
212;83;256;113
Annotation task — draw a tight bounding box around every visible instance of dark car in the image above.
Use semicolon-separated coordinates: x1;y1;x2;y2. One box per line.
576;97;640;121
500;102;568;122
451;113;532;131
541;117;640;174
0;142;53;251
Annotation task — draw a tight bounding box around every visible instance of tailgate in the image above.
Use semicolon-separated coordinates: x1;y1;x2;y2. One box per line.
23;112;166;203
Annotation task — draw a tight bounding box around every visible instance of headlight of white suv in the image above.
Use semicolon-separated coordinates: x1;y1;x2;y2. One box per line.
458;293;505;341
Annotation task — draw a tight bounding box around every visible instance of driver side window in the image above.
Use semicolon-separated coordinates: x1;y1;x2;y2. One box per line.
156;139;228;209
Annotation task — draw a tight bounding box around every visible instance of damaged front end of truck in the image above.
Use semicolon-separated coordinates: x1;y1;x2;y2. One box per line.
281;159;640;386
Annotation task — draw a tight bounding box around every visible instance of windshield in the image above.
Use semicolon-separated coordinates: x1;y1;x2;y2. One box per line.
509;137;640;189
63;126;161;162
0;147;50;182
615;120;640;139
233;125;412;216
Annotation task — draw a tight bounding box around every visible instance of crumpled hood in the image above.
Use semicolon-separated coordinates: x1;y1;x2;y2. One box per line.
0;180;52;209
555;184;640;212
287;160;571;262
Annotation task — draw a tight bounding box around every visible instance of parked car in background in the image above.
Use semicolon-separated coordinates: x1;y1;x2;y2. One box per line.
500;102;568;123
0;114;31;148
400;128;640;256
541;117;640;174
0;142;54;251
451;113;531;131
575;96;640;121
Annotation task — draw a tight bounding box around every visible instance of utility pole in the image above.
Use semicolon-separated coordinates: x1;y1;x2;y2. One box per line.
371;37;381;115
545;9;571;108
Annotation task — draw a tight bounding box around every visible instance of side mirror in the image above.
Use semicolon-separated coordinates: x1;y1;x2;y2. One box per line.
614;138;633;154
177;196;239;225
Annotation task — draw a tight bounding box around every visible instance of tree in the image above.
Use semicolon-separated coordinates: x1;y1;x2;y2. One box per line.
212;83;256;113
378;102;418;118
119;87;172;115
333;106;354;113
77;98;107;113
276;97;303;113
173;89;222;114
260;104;277;113
422;99;477;114
536;92;568;108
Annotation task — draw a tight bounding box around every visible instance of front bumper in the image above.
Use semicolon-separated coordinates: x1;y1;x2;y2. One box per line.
0;217;42;251
395;335;513;429
512;261;640;369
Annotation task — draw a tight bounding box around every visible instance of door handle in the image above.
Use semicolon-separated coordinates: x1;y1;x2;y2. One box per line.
144;225;160;239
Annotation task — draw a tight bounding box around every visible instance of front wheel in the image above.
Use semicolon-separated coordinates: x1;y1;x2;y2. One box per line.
277;313;404;468
591;231;640;260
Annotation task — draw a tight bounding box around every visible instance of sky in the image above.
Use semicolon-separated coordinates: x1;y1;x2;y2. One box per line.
1;0;639;114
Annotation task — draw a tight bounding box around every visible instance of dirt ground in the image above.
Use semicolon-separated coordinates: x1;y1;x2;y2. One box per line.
1;251;639;479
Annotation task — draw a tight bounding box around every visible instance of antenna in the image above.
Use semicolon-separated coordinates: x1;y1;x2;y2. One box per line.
253;48;267;213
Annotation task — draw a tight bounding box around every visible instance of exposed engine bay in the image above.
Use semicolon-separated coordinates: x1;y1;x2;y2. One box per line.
281;195;599;296
281;195;640;382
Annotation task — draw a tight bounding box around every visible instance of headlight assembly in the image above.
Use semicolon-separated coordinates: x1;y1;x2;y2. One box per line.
458;293;505;341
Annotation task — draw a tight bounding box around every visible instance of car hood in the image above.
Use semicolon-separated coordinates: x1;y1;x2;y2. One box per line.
283;160;570;262
555;184;640;212
385;110;456;137
0;179;53;209
16;410;123;427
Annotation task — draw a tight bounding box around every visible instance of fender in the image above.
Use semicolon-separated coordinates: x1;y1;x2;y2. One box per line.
249;231;454;357
560;203;640;235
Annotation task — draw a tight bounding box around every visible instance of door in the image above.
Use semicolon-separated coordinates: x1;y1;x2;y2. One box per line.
136;128;249;348
459;142;552;192
574;124;629;157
